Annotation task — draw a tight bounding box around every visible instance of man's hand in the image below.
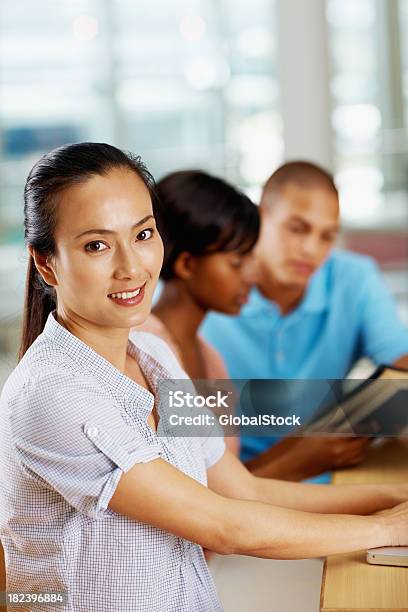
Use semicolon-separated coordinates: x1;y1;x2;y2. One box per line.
245;435;371;481
295;435;371;470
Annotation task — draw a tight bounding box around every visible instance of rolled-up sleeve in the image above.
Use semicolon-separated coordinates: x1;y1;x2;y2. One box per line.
9;370;161;519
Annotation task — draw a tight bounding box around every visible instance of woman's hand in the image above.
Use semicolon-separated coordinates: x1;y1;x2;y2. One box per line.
390;484;408;507
378;501;408;546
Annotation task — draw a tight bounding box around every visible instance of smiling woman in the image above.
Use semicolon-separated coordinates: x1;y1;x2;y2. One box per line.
19;142;163;362
1;143;408;612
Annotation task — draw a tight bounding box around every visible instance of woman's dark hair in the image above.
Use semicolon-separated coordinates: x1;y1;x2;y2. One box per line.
158;170;260;280
19;142;158;360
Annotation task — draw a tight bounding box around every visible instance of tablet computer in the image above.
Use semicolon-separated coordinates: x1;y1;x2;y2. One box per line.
367;546;408;567
307;365;408;436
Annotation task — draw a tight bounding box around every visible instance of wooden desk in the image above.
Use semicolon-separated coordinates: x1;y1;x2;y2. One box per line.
320;439;408;612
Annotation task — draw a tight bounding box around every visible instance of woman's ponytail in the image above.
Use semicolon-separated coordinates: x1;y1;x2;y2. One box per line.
18;255;56;360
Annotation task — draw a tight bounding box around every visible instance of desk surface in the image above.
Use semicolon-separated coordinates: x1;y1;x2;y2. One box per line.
320;439;408;612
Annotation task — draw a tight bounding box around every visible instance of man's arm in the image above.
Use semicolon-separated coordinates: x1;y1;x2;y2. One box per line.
243;435;370;481
394;354;408;370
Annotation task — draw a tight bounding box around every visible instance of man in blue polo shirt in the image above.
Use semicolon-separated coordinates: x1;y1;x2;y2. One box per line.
202;161;408;481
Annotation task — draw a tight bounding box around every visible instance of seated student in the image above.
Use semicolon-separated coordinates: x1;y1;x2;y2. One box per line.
137;170;260;454
2;144;408;612
202;161;408;481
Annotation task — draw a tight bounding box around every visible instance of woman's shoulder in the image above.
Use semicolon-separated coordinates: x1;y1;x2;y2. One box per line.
2;359;93;408
2;340;71;398
1;332;106;416
0;364;89;447
198;336;229;379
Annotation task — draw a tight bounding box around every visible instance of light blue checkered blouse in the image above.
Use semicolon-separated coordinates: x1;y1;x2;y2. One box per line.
0;312;225;612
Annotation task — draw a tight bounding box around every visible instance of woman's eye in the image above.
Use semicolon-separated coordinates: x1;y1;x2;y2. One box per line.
230;258;242;269
85;241;108;253
137;228;153;241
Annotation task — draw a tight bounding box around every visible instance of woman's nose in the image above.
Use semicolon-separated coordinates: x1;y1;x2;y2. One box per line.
114;246;142;279
301;234;320;258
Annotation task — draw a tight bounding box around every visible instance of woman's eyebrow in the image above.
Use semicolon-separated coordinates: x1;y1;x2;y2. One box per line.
74;215;155;239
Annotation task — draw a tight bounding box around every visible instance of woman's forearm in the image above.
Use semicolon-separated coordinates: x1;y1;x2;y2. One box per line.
225;498;386;559
253;477;405;515
110;454;408;559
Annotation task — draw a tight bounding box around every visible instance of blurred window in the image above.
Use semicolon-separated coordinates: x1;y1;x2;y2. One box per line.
327;0;408;229
0;0;281;246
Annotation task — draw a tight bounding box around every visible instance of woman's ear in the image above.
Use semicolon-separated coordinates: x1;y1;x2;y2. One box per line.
28;246;58;287
173;251;197;281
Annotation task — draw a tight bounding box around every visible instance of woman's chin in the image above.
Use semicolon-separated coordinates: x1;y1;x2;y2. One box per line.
128;311;151;329
107;307;152;330
212;303;242;316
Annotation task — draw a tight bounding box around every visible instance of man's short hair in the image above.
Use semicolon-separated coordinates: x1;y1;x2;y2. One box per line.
262;161;338;205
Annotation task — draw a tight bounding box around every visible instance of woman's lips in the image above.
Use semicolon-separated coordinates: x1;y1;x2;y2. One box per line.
108;284;146;307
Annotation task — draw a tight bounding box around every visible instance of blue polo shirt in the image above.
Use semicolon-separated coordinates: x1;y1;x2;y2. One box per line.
202;249;408;464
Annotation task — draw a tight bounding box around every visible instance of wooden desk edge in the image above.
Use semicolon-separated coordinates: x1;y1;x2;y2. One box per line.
320;440;408;611
320;559;327;611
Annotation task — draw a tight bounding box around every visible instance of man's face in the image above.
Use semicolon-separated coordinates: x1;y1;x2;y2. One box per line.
256;182;340;288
